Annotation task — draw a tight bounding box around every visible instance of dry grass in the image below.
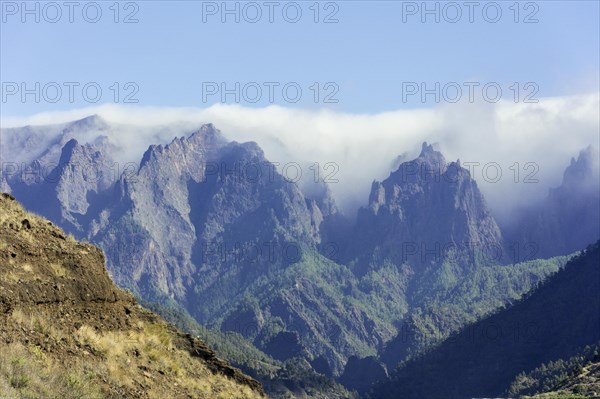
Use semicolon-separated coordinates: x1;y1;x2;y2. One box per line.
2;309;262;399
49;262;69;277
3;270;20;283
1;261;31;282
71;321;262;398
0;342;104;399
21;262;32;273
10;309;66;341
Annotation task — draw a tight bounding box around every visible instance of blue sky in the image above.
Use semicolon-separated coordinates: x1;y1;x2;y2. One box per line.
1;1;599;218
1;0;599;116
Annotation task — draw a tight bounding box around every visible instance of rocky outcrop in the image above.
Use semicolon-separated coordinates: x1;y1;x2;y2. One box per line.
350;142;504;274
95;124;325;304
9;135;117;234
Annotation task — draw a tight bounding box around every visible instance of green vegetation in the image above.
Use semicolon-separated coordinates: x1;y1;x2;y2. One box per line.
509;342;600;399
380;254;570;369
0;342;103;399
369;242;600;399
138;292;357;399
141;238;574;391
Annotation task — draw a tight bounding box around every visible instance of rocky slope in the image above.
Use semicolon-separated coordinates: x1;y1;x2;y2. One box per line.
0;193;264;398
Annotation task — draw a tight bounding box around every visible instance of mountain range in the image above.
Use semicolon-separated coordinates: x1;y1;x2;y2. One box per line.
1;115;598;398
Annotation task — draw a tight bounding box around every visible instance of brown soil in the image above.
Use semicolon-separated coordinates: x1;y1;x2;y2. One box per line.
0;193;264;398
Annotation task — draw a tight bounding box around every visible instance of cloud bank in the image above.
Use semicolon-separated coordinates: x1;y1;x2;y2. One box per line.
2;92;598;221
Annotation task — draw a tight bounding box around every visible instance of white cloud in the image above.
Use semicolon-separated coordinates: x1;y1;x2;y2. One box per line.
2;93;598;222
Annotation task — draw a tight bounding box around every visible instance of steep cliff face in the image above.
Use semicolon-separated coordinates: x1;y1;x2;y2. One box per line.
0;193;264;398
350;142;503;275
94;124;324;305
90;126;377;374
509;146;600;258
95;124;229;302
9;135;117;235
5;119;380;377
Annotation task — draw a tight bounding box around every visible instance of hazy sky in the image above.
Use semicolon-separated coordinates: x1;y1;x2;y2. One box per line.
1;1;599;220
1;1;599;115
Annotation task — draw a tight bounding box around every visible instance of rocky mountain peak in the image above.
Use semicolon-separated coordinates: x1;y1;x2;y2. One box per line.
139;124;228;170
352;145;503;272
58;115;110;144
561;145;599;191
188;123;224;142
57;137;113;168
385;142;448;188
57;138;80;164
8;136;118;234
509;146;600;258
304;180;339;217
417;141;446;167
67;114;109;131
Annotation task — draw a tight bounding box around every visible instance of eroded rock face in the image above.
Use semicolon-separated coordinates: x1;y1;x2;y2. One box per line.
350;142;504;274
9;135;118;234
95;124;325;303
0;192;125;311
80;125;371;374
